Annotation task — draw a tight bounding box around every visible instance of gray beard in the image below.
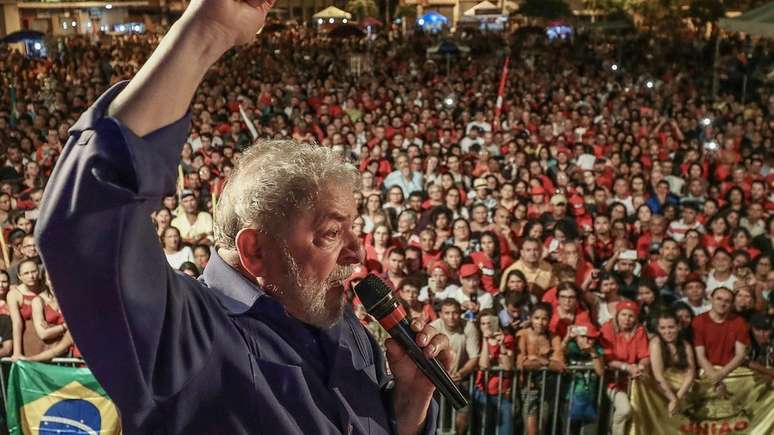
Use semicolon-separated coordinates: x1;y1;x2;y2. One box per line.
276;243;352;328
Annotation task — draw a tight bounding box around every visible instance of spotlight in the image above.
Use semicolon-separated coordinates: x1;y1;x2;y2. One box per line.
645;81;654;89
701;118;712;127
611;64;618;71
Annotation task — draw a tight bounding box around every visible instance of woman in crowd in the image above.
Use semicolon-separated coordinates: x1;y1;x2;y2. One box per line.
670;301;695;343
474;312;515;435
8;259;46;358
636;279;662;334
179;262;201;278
361;193;387;234
430;207;454;250
649;311;695;416
161;226;195;270
663;258;692;302
153;207;174;239
30;272;74;358
470;231;514;293
600;300;650;435
444;188;469;220
517;302;565;435
447;218;479;256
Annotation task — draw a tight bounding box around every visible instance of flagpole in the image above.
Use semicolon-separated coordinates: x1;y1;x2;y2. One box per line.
493;56;510;132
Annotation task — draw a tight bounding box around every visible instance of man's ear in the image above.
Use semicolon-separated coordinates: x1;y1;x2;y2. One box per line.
235;228;265;278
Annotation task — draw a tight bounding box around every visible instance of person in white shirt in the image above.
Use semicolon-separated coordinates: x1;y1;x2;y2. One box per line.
667;203;705;243
460;127;484;154
679;275;712;315
705;249;737;297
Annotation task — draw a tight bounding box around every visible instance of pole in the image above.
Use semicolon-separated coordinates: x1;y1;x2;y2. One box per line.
493;56;510;132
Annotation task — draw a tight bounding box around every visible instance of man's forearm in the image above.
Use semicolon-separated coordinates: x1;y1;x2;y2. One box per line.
108;17;231;137
718;354;746;380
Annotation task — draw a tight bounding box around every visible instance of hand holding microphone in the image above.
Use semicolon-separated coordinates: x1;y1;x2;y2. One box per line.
354;274;469;414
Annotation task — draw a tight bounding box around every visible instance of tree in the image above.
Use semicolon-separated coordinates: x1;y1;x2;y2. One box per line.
346;0;378;21
519;0;571;21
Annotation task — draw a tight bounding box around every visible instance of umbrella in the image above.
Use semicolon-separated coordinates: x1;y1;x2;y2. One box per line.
359;17;383;29
2;30;45;44
328;24;365;38
262;22;287;33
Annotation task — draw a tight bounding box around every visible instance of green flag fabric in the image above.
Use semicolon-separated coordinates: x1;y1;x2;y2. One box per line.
5;361;121;434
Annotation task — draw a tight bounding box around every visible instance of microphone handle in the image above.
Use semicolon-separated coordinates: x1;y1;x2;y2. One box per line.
386;320;469;410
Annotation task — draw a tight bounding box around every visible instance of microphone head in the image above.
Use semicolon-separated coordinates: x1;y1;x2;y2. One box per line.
353;274;394;312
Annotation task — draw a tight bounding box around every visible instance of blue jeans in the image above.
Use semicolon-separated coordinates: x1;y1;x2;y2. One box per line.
473;389;514;435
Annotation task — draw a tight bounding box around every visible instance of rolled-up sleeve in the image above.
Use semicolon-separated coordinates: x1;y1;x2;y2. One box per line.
35;82;214;427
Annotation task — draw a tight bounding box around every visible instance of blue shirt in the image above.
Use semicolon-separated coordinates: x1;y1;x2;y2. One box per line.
35;82;437;434
382;170;424;197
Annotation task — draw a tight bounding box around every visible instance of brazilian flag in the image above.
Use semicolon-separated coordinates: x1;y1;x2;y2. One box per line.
5;361;121;434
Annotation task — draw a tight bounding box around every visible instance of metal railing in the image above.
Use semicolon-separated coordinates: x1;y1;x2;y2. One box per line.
436;365;634;435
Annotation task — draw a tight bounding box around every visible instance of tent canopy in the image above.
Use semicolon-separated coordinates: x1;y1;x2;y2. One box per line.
313;6;352;19
719;2;774;38
464;1;501;16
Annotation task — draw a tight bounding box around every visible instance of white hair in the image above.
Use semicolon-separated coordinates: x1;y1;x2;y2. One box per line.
214;140;359;249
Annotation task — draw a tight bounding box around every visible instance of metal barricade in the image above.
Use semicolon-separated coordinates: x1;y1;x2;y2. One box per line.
435;366;630;435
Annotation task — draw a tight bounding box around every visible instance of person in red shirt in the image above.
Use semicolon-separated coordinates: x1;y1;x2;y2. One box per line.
549;283;592;339
692;286;750;396
473;312;515;435
599;300;650;435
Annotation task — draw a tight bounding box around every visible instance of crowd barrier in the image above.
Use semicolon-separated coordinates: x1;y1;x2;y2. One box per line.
436;365;625;435
0;357;771;435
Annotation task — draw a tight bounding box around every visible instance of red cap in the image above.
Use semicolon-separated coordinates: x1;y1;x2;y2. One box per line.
459;264;481;278
427;260;450;277
530;186;546;196
683;273;705;288
557;146;572;157
616;300;640;317
569;195;586;215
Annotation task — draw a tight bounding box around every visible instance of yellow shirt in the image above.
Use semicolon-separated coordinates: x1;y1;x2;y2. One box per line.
171;211;213;243
499;259;557;293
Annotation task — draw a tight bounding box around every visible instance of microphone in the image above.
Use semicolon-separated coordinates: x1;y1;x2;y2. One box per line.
354;274;468;410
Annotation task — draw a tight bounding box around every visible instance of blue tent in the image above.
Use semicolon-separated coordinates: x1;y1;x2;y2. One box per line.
417;11;448;32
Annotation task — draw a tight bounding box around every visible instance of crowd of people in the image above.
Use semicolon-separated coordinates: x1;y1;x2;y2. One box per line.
0;19;772;434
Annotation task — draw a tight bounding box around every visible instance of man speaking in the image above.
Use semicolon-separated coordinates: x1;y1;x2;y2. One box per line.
34;0;452;433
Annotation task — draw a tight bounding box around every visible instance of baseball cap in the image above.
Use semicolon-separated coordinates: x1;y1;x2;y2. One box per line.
180;189;195;200
616;300;640;317
427;260;450;277
473;178;488;189
550;194;567;206
530;186;546;196
459;264;481;278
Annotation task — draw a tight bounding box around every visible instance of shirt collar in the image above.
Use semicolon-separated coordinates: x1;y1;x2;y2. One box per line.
199;249;263;315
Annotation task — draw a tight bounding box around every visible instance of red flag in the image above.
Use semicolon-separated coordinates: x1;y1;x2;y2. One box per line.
493;56;510;132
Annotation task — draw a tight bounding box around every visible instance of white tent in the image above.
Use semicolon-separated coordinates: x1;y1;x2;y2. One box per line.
464;1;501;16
313;6;352;19
719;2;774;38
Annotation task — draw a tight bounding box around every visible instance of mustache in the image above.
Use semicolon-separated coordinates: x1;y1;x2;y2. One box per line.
327;265;355;283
